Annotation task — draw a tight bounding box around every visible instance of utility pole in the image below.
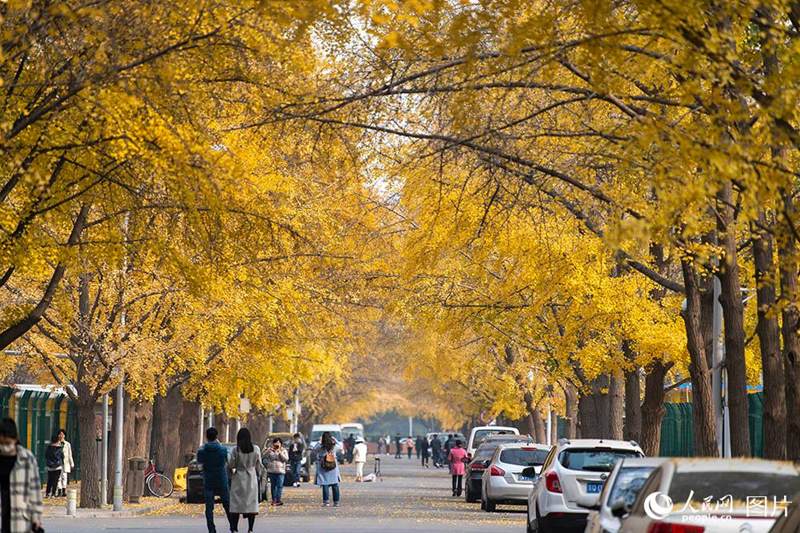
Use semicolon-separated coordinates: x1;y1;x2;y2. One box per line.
101;394;108;506
711;276;732;457
113;377;124;511
198;406;204;447
545;405;552;445
408;416;413;436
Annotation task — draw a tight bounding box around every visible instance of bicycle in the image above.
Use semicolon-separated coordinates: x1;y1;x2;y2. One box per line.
144;460;174;498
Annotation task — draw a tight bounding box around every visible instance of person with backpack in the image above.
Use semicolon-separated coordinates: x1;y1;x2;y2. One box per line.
315;432;341;507
44;434;63;498
0;418;42;533
263;437;289;506
227;428;264;533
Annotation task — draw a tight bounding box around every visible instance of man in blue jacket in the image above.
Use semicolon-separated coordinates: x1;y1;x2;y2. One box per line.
197;427;230;533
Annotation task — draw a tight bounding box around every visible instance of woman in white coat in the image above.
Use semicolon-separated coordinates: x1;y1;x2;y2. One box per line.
353;437;368;482
56;428;74;497
227;428;264;533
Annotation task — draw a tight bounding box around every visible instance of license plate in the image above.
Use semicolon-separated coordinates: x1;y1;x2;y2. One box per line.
587;482;603;493
519;475;534;481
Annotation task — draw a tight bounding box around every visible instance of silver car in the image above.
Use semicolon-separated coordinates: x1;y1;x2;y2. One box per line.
481;442;550;512
583;457;666;533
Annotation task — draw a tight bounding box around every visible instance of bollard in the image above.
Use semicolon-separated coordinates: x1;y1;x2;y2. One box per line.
66;488;77;516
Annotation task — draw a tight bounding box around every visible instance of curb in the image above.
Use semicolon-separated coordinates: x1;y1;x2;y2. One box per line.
43;500;173;519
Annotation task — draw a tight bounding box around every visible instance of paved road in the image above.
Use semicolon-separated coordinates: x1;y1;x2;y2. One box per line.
49;456;527;532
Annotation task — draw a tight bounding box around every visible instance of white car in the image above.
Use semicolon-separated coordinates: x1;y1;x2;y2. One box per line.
341;422;364;440
583;457;666;533
618;458;800;533
481;442;550;512
526;439;644;533
467;425;519;456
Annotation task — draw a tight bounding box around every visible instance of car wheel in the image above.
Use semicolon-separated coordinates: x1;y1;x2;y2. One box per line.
484;498;496;513
536;505;550;533
480;497;486;511
465;486;476;503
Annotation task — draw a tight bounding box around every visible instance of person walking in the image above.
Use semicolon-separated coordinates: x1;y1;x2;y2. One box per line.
415;435;423;459
56;428;73;498
0;418;42;533
353;437;367;482
405;436;414;460
376;436;384;456
419;435;430;468
430;434;442;468
44;434;63;499
384;435;392;456
447;440;468;497
315;432;341;507
393;433;402;459
227;428;264;533
344;433;355;464
264;437;289;506
287;433;305;487
197;427;230;533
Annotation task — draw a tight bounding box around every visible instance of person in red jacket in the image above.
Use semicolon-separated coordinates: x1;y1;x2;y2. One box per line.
447;440;468;497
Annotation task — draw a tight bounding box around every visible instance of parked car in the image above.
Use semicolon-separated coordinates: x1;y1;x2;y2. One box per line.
583;457;666;533
261;432;310;484
481;442;550;512
527;438;643;533
465;435;537;503
185;442;237;504
308;423;344;464
618;458;800;533
428;432;466;447
467;425;519;456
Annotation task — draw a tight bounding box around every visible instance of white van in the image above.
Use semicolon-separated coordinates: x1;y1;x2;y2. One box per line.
340;422;364;439
467;425;519;456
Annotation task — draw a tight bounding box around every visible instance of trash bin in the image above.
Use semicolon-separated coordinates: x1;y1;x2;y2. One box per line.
126;457;146;503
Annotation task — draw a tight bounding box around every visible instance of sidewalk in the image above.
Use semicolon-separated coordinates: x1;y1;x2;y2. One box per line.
43;496;176;519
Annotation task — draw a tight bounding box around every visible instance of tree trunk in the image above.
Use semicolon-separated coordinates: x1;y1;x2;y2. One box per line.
608;369;625;440
624;368;642;443
150;385;182;478
578;375;609;438
681;259;718;456
179;395;202;465
134;400;153;459
531;408;546;444
779;191;800;460
717;182;751;457
246;409;270;448
562;381;578;439
753;216;787;459
75;395;101;508
640;361;670;455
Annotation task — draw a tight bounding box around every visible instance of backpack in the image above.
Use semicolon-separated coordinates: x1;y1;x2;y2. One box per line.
321;449;337;471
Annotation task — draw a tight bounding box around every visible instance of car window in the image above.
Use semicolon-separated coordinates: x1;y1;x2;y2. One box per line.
668;471;800;503
500;448;549;466
608;466;657;508
558;448;641;472
472;447;497;462
631;468;663;516
474;429;515;444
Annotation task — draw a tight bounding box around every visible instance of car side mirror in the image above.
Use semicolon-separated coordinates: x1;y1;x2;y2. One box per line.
577;493;601;511
610;498;630;518
520;466;538;479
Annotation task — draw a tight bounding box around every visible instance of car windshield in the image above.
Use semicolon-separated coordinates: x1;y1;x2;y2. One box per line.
474;429;514;444
608;466;657;507
559;448;641;472
311;430;342;442
472;448;497;462
500;448;548;466
668;471;800;503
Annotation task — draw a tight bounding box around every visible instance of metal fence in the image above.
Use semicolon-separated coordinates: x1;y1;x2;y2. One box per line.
0;385;80;481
